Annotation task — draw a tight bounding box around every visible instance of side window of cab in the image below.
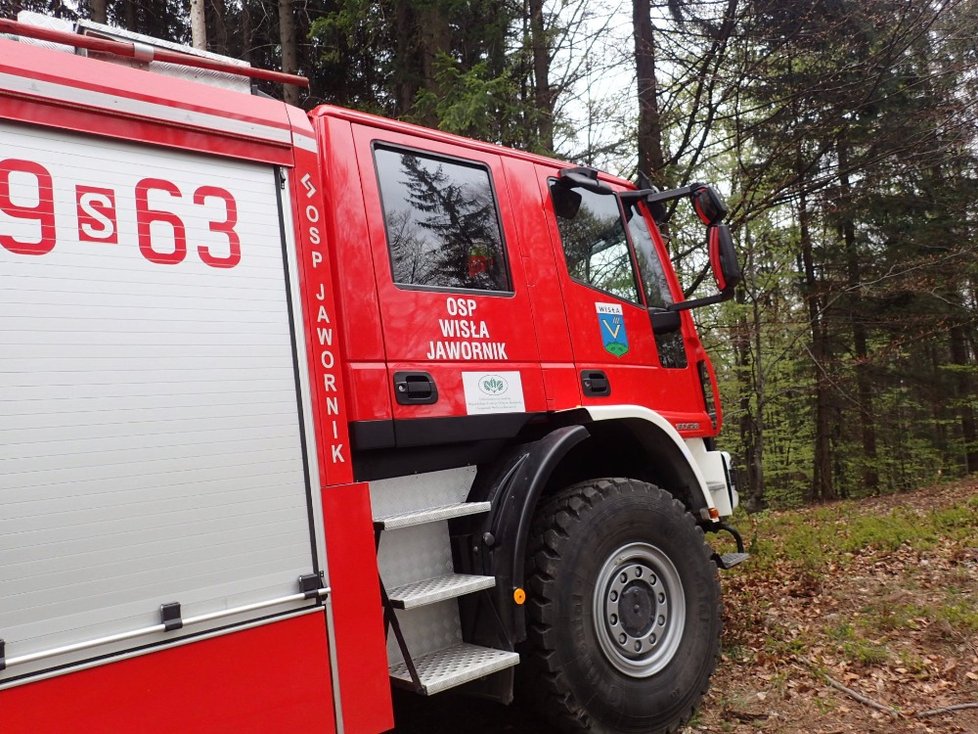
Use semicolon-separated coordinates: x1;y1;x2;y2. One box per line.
374;146;511;293
549;181;641;303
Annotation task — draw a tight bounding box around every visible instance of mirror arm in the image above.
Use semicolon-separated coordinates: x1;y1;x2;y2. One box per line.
667;289;735;312
618;184;697;205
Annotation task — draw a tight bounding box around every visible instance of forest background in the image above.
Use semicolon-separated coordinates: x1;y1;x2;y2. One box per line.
7;0;977;510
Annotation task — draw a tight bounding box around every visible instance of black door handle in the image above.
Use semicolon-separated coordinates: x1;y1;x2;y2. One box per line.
581;370;611;397
393;371;438;405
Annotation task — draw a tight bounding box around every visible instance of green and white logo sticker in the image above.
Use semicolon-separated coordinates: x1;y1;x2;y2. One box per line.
478;374;508;395
462;371;525;414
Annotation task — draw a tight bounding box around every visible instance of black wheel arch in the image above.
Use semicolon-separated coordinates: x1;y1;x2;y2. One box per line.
457;424;589;645
454;417;712;659
544;417;709;516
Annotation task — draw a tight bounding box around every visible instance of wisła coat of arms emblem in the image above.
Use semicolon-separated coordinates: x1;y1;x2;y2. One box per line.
595;302;629;357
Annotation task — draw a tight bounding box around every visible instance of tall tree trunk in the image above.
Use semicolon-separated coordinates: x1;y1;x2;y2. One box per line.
190;0;208;50
799;188;834;501
529;0;553;152
734;308;761;510
837;135;879;492
394;0;417;115
416;3;449;126
208;0;230;57
732;222;765;510
750;286;766;508
90;0;107;24
240;0;252;63
633;0;666;186
949;323;978;472
927;341;950;474
278;0;299;104
124;0;137;32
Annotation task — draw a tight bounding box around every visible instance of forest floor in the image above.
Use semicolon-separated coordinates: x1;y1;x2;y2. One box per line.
391;479;978;733
691;477;978;734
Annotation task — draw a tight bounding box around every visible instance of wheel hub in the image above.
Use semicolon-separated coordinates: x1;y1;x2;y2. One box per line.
618;580;655;637
593;542;685;677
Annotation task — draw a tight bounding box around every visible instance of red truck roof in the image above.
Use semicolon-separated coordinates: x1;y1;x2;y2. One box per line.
0;34;312;165
311;104;637;190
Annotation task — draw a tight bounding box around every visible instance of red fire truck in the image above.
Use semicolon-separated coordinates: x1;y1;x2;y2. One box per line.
0;13;746;734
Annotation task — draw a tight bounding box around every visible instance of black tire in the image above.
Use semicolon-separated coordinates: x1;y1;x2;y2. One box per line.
518;478;721;734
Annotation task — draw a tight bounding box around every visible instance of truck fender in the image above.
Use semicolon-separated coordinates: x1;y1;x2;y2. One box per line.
463;424;589;644
584;404;718;514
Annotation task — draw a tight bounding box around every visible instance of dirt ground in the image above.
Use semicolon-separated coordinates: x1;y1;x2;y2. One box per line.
392;480;978;733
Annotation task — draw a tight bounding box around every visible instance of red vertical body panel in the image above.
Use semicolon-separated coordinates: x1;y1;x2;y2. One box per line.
290;115;355;486
322;482;394;734
3;612;335;734
310;111;393;424
292;110;394;731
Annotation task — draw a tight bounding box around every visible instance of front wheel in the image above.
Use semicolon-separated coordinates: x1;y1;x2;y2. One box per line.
519;478;721;734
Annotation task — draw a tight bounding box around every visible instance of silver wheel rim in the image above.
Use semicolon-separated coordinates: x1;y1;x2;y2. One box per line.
592;541;685;677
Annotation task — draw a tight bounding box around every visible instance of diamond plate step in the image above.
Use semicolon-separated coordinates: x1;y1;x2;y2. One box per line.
374;501;491;531
389;643;520;695
388;573;495;610
716;551;750;569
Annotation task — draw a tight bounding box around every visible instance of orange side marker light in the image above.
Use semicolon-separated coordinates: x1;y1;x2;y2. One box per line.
513;588;526;605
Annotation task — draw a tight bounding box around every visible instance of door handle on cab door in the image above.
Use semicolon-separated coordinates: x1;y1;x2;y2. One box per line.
393;371;439;405
581;370;610;397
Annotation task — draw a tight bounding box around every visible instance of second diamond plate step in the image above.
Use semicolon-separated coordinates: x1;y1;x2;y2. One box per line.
387;573;496;610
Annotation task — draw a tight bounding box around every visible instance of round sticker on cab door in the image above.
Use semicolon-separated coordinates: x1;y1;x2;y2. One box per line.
462;371;525;415
596;302;629;357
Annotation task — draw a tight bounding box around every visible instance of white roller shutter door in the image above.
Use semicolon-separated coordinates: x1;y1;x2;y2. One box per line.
0;122;321;682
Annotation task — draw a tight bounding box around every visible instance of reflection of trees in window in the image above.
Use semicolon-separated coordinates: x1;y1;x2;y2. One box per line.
624;201;673;310
377;148;509;291
624;200;686;368
551;185;640;303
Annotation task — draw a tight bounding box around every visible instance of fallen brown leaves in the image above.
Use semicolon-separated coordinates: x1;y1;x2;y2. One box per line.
687;480;978;734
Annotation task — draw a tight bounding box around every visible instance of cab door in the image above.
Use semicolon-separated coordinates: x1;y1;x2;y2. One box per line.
535;166;713;433
352;125;546;436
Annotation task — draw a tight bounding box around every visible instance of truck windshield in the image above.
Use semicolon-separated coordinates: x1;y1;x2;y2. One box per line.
622;199;674;310
622;199;687;368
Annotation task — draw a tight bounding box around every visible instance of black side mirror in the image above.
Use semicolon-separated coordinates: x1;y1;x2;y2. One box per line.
650;308;681;334
557;166;614;195
669;223;743;312
692;185;728;225
709;223;742;295
550;183;582;219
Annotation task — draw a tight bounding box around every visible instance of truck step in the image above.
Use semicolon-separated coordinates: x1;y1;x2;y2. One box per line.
389;643;520;695
388;573;495;610
715;551;750;569
374;501;490;531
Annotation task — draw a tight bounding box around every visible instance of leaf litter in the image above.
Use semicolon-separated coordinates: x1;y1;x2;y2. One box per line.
689;479;978;734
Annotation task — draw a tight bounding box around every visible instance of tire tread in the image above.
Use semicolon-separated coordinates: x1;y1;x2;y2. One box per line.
520;478;721;734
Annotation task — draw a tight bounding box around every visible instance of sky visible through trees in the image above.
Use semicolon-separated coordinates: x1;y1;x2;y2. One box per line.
11;0;977;509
